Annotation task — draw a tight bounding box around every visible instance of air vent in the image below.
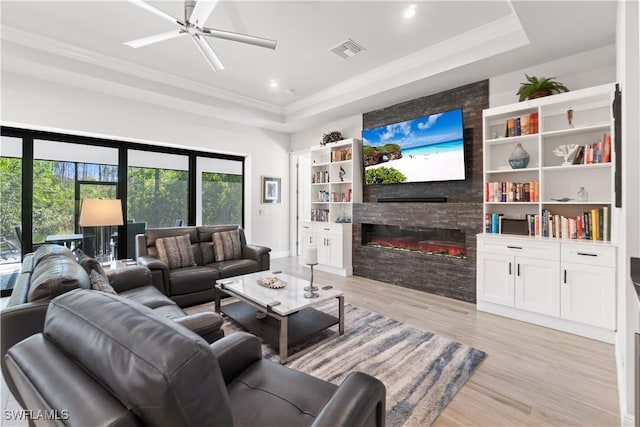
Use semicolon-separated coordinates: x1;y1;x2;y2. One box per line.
330;39;365;59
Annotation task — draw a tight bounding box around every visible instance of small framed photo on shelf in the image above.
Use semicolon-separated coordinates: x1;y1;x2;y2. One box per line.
261;176;281;204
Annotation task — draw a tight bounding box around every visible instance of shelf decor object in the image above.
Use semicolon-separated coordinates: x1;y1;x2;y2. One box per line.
516;74;569;101
508;143;530;169
553;144;580;166
577;187;588;202
321;131;343;147
567;108;574;127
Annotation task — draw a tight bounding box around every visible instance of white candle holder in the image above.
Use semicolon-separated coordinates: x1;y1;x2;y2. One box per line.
303;246;319;298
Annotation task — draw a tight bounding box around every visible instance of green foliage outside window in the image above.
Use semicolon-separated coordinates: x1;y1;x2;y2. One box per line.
0;157;21;244
127;167;188;228
202;172;242;225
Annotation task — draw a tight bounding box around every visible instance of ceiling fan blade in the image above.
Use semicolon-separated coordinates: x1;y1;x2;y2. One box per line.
202;28;277;50
190;0;220;29
124;30;185;48
192;34;225;71
127;0;180;25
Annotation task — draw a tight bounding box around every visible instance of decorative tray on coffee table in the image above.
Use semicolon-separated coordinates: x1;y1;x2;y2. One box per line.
256;277;287;289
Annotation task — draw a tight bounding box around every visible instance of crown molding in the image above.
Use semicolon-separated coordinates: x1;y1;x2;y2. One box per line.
1;25;283;116
283;12;528;120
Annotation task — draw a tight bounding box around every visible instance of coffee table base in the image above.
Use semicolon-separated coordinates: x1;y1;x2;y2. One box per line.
217;296;344;363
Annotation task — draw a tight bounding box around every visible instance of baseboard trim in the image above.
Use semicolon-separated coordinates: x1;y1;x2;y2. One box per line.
270;250;290;259
477;300;615;343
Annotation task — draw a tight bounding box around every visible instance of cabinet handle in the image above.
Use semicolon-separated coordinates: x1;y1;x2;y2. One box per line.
564;270;567;284
517;264;520;276
507;246;523;250
508;262;512;275
323;228;331;231
577;252;598;257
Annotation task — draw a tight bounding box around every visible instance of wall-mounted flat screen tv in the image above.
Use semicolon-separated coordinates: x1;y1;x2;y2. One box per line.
362;108;465;185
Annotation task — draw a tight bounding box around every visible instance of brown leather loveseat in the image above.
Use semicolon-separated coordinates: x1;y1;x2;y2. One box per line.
136;225;271;307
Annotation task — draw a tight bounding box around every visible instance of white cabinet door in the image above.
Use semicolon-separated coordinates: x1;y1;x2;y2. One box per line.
299;224;314;247
515;257;560;316
316;234;331;265
561;263;616;329
477;252;514;306
326;235;343;268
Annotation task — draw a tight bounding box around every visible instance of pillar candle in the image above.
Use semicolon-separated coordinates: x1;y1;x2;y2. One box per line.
304;247;318;265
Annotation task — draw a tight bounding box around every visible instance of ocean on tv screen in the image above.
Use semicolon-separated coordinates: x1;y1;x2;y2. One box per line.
362;108;465;184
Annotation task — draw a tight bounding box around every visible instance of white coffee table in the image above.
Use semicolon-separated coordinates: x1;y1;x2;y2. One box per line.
214;271;344;363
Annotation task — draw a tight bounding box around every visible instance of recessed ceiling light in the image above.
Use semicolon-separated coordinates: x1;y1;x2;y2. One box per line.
269;80;278;89
404;4;417;18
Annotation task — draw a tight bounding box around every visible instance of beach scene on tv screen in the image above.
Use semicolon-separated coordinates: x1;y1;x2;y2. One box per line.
362;109;465;184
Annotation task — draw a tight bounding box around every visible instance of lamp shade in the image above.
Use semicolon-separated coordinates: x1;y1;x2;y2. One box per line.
79;199;124;227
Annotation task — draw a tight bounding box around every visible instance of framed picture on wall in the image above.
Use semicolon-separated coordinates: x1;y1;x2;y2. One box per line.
261;176;281;204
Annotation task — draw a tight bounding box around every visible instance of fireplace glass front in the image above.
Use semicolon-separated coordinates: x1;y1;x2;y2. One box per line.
362;224;466;258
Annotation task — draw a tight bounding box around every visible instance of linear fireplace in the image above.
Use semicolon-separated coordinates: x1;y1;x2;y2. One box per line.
362;224;466;258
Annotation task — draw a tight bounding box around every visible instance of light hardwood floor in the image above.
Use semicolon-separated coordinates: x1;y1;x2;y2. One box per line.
0;258;620;426
270;257;620;426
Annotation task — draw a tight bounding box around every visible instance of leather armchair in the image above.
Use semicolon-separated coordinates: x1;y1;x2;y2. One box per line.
5;290;386;427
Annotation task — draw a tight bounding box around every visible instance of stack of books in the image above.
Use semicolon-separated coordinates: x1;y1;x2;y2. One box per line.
525;207;610;241
485;180;538;202
331;148;352;162
571;133;611;165
503;112;539;137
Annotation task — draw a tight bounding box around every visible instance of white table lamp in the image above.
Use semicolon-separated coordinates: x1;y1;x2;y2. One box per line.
79;199;124;262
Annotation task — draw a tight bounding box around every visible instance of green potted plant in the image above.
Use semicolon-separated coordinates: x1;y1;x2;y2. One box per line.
517;74;569;101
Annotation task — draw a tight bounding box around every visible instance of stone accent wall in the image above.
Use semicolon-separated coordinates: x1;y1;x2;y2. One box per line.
353;80;488;302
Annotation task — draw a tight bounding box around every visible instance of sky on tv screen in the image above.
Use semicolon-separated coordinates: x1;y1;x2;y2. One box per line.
362;108;463;151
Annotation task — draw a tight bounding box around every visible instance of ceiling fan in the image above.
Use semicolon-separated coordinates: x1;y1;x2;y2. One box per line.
124;0;277;72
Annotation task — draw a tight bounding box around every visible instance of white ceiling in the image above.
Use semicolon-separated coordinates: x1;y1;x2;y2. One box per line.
0;1;618;133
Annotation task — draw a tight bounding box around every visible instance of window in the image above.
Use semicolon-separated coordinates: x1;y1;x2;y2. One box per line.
0;136;22;295
197;157;243;226
1;127;246;260
33;140;118;243
202;172;243;224
128;150;189;228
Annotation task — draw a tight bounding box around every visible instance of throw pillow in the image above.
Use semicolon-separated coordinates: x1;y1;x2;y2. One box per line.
200;242;215;265
156;234;196;269
78;255;108;279
90;270;117;295
213;230;242;262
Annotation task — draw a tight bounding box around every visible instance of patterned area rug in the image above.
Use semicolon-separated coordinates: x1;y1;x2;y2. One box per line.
187;300;486;426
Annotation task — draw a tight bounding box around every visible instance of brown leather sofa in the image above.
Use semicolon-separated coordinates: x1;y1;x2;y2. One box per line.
0;244;225;407
136;225;271;307
5;289;387;426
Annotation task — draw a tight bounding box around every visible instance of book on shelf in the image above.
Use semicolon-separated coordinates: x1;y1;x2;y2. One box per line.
528;208;610;241
503;112;538;137
485;180;538;203
571;133;611;165
331;148;352;162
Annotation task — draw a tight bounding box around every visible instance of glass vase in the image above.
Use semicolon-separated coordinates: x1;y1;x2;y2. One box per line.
509;143;530;169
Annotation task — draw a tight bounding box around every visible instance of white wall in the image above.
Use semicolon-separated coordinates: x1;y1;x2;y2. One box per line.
1;71;292;256
290;114;362;153
489;45;616;107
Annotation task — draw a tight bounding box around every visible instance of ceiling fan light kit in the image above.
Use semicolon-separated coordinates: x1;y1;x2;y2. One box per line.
125;0;277;72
